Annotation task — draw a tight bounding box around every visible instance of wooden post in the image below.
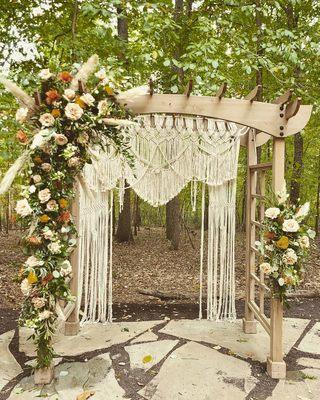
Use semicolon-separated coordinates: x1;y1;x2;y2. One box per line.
64;181;80;336
243;129;258;334
267;137;286;379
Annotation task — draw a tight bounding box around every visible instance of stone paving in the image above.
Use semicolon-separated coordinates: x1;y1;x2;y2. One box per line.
0;318;320;400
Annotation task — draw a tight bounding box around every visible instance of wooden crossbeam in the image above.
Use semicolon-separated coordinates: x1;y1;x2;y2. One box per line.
184;79;193;97
215;82;227;99
285;97;301;120
78;80;86;94
273;89;293;105
245;85;262;102
34;91;41;106
149;79;154;96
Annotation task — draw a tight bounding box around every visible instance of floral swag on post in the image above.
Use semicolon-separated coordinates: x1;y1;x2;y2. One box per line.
256;188;315;304
0;55;133;370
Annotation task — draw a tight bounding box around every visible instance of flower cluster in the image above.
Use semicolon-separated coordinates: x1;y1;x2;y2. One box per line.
256;189;315;304
14;65;130;369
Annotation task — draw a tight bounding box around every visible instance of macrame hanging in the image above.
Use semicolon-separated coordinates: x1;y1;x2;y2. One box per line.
79;114;248;323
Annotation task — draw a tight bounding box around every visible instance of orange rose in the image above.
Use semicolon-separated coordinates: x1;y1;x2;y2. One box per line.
33;156;43;164
16;129;28;144
58;71;73;83
42;273;53;285
58;210;71;223
264;231;276;240
46;89;60;105
39;214;50;223
27;236;42;246
51;108;61;118
59;198;68;209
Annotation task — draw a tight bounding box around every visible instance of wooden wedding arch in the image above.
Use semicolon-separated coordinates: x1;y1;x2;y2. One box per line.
64;82;312;380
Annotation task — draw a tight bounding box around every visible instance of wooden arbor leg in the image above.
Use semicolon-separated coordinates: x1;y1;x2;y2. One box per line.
64;182;80;336
267;137;286;379
243;129;257;334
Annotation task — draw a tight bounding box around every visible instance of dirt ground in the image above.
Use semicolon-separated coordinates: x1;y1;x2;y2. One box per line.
1;227;319;313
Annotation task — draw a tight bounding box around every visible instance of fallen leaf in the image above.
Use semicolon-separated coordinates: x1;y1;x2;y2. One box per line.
76;390;95;400
142;354;153;364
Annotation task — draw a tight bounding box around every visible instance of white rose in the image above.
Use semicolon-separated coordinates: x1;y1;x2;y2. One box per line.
80;93;95;106
38;188;51;203
63;89;76;101
20;278;32;296
276;188;289;204
298;235;310;249
15;199;33;217
60;260;72;277
282;219;300;233
278;278;285;286
32;297;46;309
43;229;54;240
29;185;36;194
95;68;107;80
295;202;310;220
33;175;42;184
15;107;28;124
307;229;316;239
265;207;281;220
25;255;43;267
48;241;61;254
46;199;58;211
65;103;83;120
38;68;53;80
282;249;298;265
39;310;53;321
52;270;60;278
39;113;55;127
30;130;51;149
259;262;272;275
97;99;110;116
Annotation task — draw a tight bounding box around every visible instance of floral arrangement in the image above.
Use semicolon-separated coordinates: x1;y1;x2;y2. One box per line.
256;188;315;304
1;55;132;370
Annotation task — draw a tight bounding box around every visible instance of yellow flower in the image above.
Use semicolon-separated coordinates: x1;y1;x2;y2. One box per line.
51;108;61;118
75;96;86;109
105;85;114;96
39;214;50;223
59;198;68;209
27;271;38;284
276;236;289;249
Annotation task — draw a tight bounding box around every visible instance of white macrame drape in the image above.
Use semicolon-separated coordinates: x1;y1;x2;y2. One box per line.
78;114;247;323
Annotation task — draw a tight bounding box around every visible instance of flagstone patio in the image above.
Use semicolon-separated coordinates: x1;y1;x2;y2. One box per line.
1;317;320;400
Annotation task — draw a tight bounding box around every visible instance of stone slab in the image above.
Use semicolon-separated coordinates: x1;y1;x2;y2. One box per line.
160;318;309;361
125;339;179;370
19;320;161;357
298;322;320;355
297;357;320;369
140;341;257;400
131;330;158;344
0;330;22;391
266;368;320;400
9;353;125;400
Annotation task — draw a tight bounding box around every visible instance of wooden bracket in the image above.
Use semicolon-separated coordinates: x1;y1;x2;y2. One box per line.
184;79;193;97
274;89;293;105
285;97;301;120
245;85;262;102
215;82;227;99
149;79;154;96
78;80;86;94
33;91;41;106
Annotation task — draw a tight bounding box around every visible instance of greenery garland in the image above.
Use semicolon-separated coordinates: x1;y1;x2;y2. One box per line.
256;188;315;305
14;64;130;369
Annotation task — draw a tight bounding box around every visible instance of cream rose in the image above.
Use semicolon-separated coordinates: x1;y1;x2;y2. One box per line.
278;278;285;286
97;99;110;116
20;279;32;296
80;93;95;106
282;249;298;265
259;262;272;275
265;207;281;220
54;134;68;146
46;199;58;212
39;113;55;127
38;68;53;80
33;175;42;184
39;310;53;321
25;255;43;267
41;163;52;172
68;157;80;168
15;107;28;123
65;103;83;120
43;228;54;240
60;260;72;277
38;188;51;203
63;88;76;101
282;219;300;232
298;235;310;249
295;202;310;220
15;199;33;217
48;241;61;254
95;68;107;80
32;297;46;309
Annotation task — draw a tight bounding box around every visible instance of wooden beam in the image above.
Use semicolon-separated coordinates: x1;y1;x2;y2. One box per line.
149;79;154;96
273;89;293;105
285;97;301;120
33;91;41;106
117;93;312;138
215;82;227;99
245;85;262;102
184;79;193;97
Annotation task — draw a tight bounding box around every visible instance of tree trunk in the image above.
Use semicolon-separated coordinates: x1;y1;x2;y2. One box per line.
116;182;133;242
133;193;141;236
315;152;320;235
166;196;180;249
